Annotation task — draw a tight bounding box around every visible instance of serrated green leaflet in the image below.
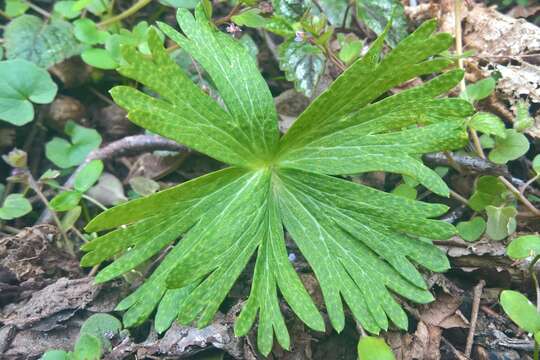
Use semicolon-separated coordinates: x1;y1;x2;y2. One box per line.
84;6;472;355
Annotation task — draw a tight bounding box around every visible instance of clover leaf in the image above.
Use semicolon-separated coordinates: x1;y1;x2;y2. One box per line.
45;121;102;169
489;129;529;164
0;60;58;126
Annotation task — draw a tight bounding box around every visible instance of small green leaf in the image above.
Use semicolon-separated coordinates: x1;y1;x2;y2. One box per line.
457;217;486;242
356;0;408;47
318;0;351;26
0;194;32;220
0;59;58;126
129;176;160;197
500;290;540;333
50;191;82;212
468;176;507;211
75;160;104;193
469;112;506;138
5;0;29;17
61;206;82;231
338;34;363;65
278;39;326;98
533;155;540;174
489;129;529;164
391;183;417;200
45;121;102;168
486;205;517;241
80;313;122;350
462;77;496;103
74;19;110;45
54;1;81;19
273;0;309;20
479;134;495;149
232;8;269;28
507;235;540;260
81;48;119;70
73;334;101;360
159;0;200;8
4;15;83;69
357;336;395;360
514;101;534;132
73;0;109;15
40;350;70;360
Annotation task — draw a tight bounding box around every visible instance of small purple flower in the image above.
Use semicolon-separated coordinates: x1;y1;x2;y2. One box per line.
294;31;306;42
288;253;297;262
226;23;242;34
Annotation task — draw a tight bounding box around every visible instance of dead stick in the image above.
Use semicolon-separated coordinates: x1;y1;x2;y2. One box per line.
465;279;485;357
38;135;189;224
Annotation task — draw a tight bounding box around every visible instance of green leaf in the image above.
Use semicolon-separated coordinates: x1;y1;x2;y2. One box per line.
486;205;517;241
391;183;417;200
155;284;197;333
489;129;529;164
54;1;81;19
232;9;269;28
159;0;200;8
61;206;81;231
50;191;82;212
457;217;486;242
507;235;540;260
158;9;279;161
4;15;83;69
356;0;408;47
82;48;119;70
0;194;32;220
80;313;122;350
40;350;70;360
462;77;496;103
0;60;58;126
357;336;395;360
469;112;506;138
129;176;160;196
73;334;101;360
318;0;350;26
45;121;102;169
74;160;104;193
74;19;110;45
338;34;363;65
533;155;540;174
73;0;109;15
468;176;507;211
514;100;534;132
84;14;471;355
278;20;473;196
278;38;326;98
5;0;29;17
500;290;540;333
272;0;309;20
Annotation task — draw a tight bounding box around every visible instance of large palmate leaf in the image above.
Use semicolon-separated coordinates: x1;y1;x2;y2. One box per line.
83;5;474;356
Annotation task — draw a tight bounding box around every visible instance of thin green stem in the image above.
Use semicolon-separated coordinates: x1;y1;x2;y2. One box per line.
534;340;539;360
499;176;540;217
97;0;151;27
82;194;108;211
27;172;74;256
